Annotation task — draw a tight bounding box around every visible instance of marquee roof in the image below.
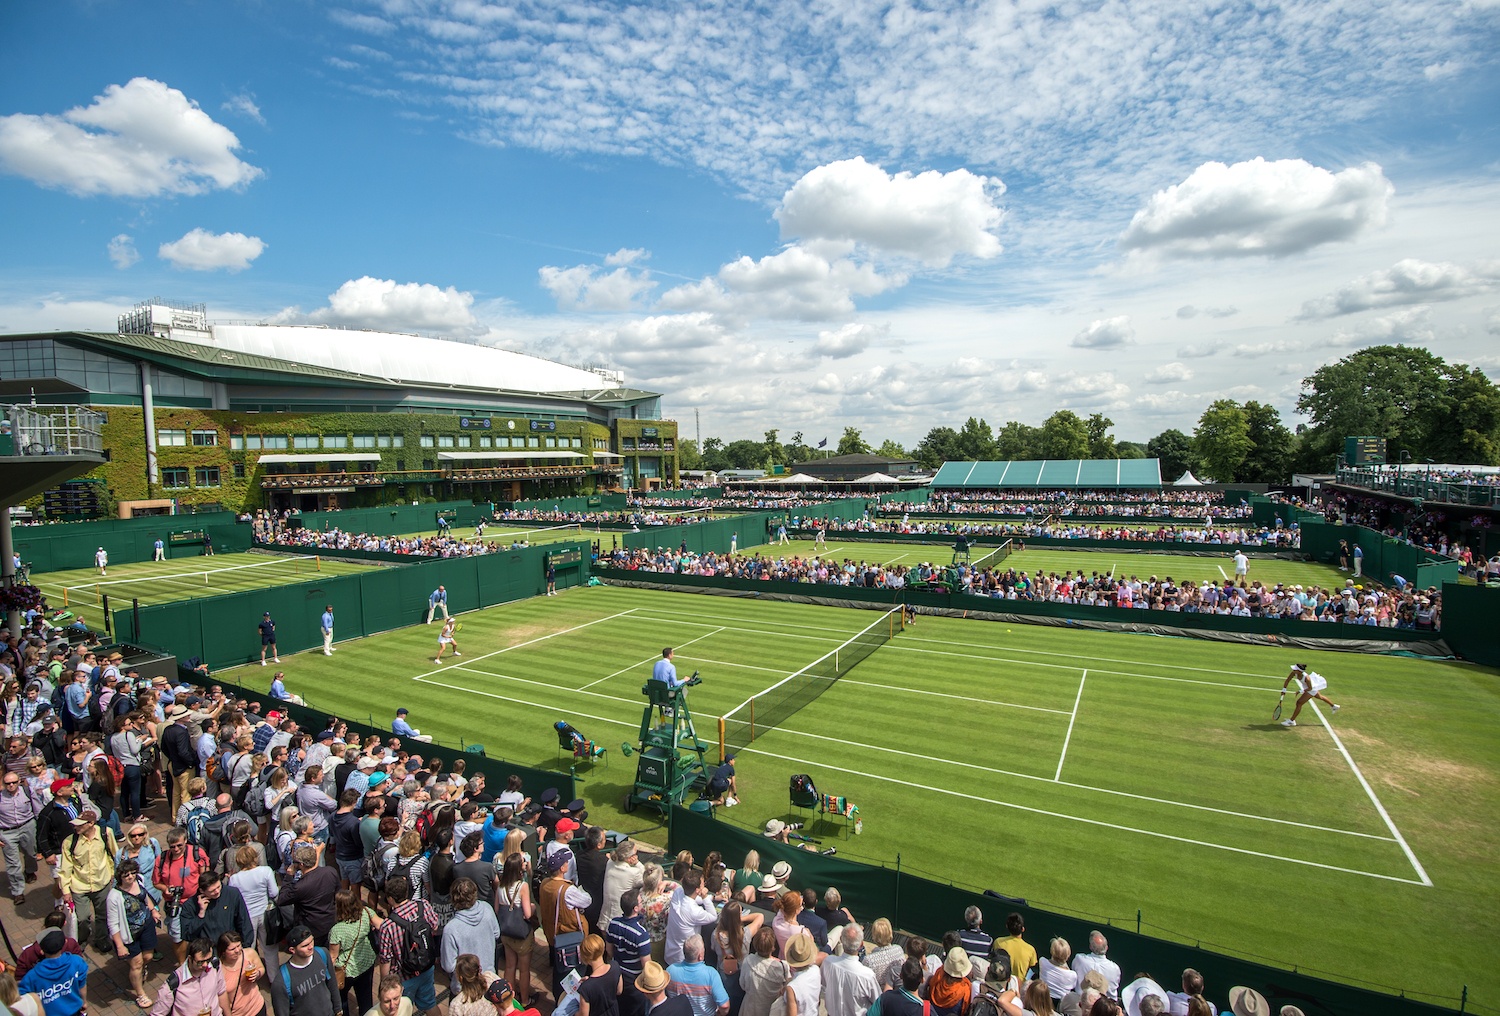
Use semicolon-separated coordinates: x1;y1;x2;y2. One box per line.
932;458;1162;489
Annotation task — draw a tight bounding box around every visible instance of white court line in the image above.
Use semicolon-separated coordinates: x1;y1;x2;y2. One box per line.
1313;703;1433;886
838;678;1074;716
741;743;1425;885
1217;564;1228;579
885;643;1271;694
1055;669;1087;781
431;665;1395;844
1108;564;1116;579
411;607;637;681
578;627;725;690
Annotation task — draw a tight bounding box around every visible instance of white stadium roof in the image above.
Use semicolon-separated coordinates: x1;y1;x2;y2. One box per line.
201;323;619;395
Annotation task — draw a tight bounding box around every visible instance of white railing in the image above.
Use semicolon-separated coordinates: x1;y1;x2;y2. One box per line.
3;404;107;456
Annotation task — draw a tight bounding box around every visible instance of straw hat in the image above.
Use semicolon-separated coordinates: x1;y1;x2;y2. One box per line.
943;946;972;979
1228;987;1270;1016
785;933;817;969
635;961;670;994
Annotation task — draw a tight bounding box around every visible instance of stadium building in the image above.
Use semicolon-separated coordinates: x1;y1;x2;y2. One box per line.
0;300;679;517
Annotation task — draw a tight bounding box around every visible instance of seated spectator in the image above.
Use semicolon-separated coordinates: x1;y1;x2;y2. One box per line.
1038;938;1078;1001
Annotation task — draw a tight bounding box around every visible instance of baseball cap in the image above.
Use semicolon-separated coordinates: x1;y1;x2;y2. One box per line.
555;817;580;835
50;779;75;795
316;729;336;741
396;708;409;716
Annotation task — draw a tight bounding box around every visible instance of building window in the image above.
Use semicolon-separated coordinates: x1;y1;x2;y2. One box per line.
353;435;377;449
323;434;347;449
232;462;246;479
293;435;318;450
161;467;189;488
622;437;636;450
377;435;391;448
420;435;435;448
494;437;509;448
545;437;557;448
158;429;187;447
191;429;218;446
479;436;492;448
528;437;540;448
262;435;288;450
438;435;455;448
391;435;403;448
457;435;472;448
195;466;221;487
571;437;581;448
230;435;243;450
422;459;435;470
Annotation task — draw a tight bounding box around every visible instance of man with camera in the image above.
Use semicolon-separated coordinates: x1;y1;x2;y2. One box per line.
153;826;212;966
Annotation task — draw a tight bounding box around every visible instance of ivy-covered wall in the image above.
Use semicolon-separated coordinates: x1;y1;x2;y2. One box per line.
59;408;657;515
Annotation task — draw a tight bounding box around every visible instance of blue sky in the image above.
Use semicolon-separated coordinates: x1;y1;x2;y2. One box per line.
1;0;1497;448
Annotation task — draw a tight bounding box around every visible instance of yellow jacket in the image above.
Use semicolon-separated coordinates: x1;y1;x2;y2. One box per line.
59;826;118;896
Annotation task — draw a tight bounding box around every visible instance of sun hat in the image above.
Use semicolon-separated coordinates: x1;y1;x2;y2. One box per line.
357;756;380;769
635;961;671;995
367;772;390;789
316;729;335;741
763;819;786;837
1123;977;1171;1016
943;946;972;979
760;874;781;893
771;860;792;883
1228;987;1270;1016
785;933;817;969
1280;1007;1305;1016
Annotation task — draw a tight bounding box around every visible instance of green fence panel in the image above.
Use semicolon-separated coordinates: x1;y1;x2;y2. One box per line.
296;501;476;537
434;557;483;617
1439;583;1500;667
17;520;251;573
359;566;411;635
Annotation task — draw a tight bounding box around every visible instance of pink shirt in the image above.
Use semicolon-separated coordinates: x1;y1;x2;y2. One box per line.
152;962;226;1016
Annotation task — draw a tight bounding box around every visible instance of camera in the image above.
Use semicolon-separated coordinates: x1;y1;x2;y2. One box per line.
165;885;184;916
786;822;803;831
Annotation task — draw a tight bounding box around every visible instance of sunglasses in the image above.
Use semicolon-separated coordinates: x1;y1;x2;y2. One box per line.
2;781;18;788
129;831;147;838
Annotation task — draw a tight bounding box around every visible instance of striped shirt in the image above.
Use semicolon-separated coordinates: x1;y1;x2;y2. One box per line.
605;914;652;977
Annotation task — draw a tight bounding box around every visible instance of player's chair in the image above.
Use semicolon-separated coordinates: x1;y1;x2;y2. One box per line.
555;720;607;769
789;773;860;836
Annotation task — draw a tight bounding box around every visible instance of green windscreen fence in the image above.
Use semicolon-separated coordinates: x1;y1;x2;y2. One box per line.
115;541;591;670
16;521;252;573
293;500;486;536
206;674;573;805
1439;583;1500;667
666;807;1455;1016
622;511;778;556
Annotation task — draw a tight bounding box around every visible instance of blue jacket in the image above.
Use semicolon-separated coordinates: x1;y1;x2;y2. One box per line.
20;952;89;1016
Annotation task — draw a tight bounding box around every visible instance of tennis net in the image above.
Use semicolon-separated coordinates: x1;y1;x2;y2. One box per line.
718;607;902;759
969;538;1013;573
59;555;320;607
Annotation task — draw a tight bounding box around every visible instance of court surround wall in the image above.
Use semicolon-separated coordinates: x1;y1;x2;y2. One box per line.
113;541;592;670
15;519;252;573
665;806;1451;1016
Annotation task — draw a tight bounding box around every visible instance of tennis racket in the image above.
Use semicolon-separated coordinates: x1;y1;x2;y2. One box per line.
1272;689;1286;721
453;622;463;632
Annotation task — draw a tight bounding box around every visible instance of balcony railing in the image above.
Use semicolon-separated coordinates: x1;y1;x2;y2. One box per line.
261;471;387;489
3;404;106;456
1335;466;1500;510
449;465;587;482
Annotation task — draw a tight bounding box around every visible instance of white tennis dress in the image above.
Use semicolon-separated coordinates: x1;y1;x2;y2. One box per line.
1300;670;1328;695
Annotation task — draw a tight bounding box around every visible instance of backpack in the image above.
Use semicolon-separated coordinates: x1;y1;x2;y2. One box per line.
414;807;437;845
182;806;214;848
244;773;272;820
205;754;225;784
200;813;234;862
390;852;422;888
361;843;398;892
105;753;126;788
263;826;284;872
390;908;438;976
280;948;332;998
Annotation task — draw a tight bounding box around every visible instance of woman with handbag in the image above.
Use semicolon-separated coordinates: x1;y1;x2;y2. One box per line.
496;852;536;1009
216;930;266;1016
327;888;382;1016
106;860;161;1009
539;849;593;1001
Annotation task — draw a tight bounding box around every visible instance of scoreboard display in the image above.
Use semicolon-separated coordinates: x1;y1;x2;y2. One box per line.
1344;436;1387;465
548;548;582;566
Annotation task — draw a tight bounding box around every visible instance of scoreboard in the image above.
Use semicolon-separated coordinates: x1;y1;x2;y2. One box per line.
1344;436;1387;466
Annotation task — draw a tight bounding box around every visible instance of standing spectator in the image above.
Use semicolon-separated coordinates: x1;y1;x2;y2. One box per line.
605;889;652;1016
277;845;342;946
665;870;719;965
538;849;593;995
331;789;365;888
711;901;761;1016
448;955;502;1016
272;925;343;1016
58;810;117;951
259;613;280;667
178;870;254;948
19;929;89;1016
110;711;154;823
574;934;625;1016
328;889;383;1016
0;763;41;903
577;825;610;932
636;962;691;1016
228;844;281;973
321;605;336;656
599;839;645;933
154;826;212;965
439;877;500;993
106;860;162;1009
296;767;339;842
161;708;199;817
783;934;822;1016
375;875;441;1015
218;930;268;1016
151;938;225;1016
496;852;536;1009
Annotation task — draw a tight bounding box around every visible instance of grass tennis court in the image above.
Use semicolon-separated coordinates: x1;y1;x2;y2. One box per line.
219;584;1500;1009
30;552;382;631
769;537;1350;589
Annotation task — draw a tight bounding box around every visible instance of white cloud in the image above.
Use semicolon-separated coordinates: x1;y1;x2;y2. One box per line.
1134;390;1194;411
812;322;882;359
1119;158;1392;259
1424;60;1463;80
605;248;646;266
158;228;266;272
220;92;265;125
1071;316;1134;349
0;77;262;197
295;277;480;334
1231;339;1304;358
1143;362;1193;384
1177;305;1238;319
106;234;139;269
1331;306;1436;346
1487;307;1500;335
1297;258;1498;318
538;259;656;311
659;245;902;323
775;157;1004;266
1052;371;1131;406
1176;341;1223;358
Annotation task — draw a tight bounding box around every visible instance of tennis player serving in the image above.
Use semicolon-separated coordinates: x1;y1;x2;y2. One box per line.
1280;663;1340;727
434;616;463;663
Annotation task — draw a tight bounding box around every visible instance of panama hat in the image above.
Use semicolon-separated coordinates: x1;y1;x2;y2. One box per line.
785;933;817;969
943;946;972;979
635;961;670;994
1228;987;1270;1016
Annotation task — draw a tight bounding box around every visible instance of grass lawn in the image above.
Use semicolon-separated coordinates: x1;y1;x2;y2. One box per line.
30;552;382;631
218;584;1500;1010
770;537;1351;590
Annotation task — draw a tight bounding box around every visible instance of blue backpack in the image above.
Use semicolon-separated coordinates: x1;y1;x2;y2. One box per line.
280;947;332;997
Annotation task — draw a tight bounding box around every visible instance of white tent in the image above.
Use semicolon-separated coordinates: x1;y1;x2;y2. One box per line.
1173;470;1204;486
772;472;826;484
848;472;901;483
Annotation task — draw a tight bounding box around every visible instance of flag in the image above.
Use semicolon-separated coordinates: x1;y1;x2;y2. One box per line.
817;437;828;448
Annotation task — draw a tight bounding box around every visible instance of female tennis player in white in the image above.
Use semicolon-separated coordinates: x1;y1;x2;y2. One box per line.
1280;663;1339;727
434;616;463;663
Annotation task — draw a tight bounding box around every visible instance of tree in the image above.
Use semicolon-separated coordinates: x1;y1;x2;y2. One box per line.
1237;401;1295;483
875;438;908;459
954;417;997;461
1115;441;1148;459
1193;400;1252;482
676;438;703;471
763;429;785;468
721;439;765;469
1037;411;1089;459
912;426;961;469
786;431;813;464
1297;345;1500;466
836;427;871;456
1085;413;1117;459
1146;429;1195;481
700;437;727;471
994;421;1040;460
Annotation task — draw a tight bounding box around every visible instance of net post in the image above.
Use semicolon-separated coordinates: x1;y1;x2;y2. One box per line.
749;697;755;741
63;588;69;607
717;717;726;762
316;555;321;572
102;594;111;637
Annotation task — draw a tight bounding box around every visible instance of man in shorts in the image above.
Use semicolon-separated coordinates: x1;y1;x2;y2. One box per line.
434;617;462;663
1280;664;1340;728
1231;550;1249;580
258;612;279;666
